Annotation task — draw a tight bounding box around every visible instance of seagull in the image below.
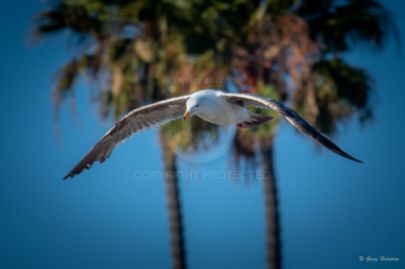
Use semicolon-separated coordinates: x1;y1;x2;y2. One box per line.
63;89;362;179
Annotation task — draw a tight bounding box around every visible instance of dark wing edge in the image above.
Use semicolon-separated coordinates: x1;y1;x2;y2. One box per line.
223;93;363;163
63;95;190;180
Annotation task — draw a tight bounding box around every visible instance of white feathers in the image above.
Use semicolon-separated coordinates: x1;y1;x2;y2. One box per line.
64;89;361;179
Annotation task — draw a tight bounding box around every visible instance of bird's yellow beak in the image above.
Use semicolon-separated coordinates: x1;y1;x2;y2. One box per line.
183;110;190;120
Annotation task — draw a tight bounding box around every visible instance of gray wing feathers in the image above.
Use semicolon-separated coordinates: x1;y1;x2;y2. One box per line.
223;93;362;163
64;95;189;179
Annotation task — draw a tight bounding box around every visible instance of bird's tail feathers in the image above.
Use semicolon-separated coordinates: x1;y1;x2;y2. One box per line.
237;113;273;128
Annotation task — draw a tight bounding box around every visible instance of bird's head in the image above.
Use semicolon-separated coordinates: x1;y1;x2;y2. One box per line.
183;97;201;120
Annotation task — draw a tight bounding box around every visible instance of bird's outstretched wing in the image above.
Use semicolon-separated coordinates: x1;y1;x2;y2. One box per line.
222;92;362;163
64;95;190;179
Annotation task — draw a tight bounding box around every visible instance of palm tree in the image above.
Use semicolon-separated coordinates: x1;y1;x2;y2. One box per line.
182;1;395;268
34;1;396;269
228;1;395;268
34;2;197;268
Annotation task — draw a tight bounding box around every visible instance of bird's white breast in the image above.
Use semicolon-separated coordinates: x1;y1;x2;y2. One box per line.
193;91;249;126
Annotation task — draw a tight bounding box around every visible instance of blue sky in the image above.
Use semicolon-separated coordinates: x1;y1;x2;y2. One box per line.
1;1;404;269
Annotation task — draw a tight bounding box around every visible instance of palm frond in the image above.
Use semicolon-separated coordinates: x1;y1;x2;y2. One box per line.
300;0;396;52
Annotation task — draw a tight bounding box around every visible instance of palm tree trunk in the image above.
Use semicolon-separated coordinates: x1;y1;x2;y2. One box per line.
159;128;187;269
259;140;281;269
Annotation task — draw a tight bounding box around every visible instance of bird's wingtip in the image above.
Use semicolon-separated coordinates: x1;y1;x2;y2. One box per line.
333;146;363;164
63;172;74;180
352;158;363;164
345;153;363;164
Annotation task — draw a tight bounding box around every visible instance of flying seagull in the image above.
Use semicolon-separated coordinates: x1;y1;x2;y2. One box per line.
64;89;362;179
